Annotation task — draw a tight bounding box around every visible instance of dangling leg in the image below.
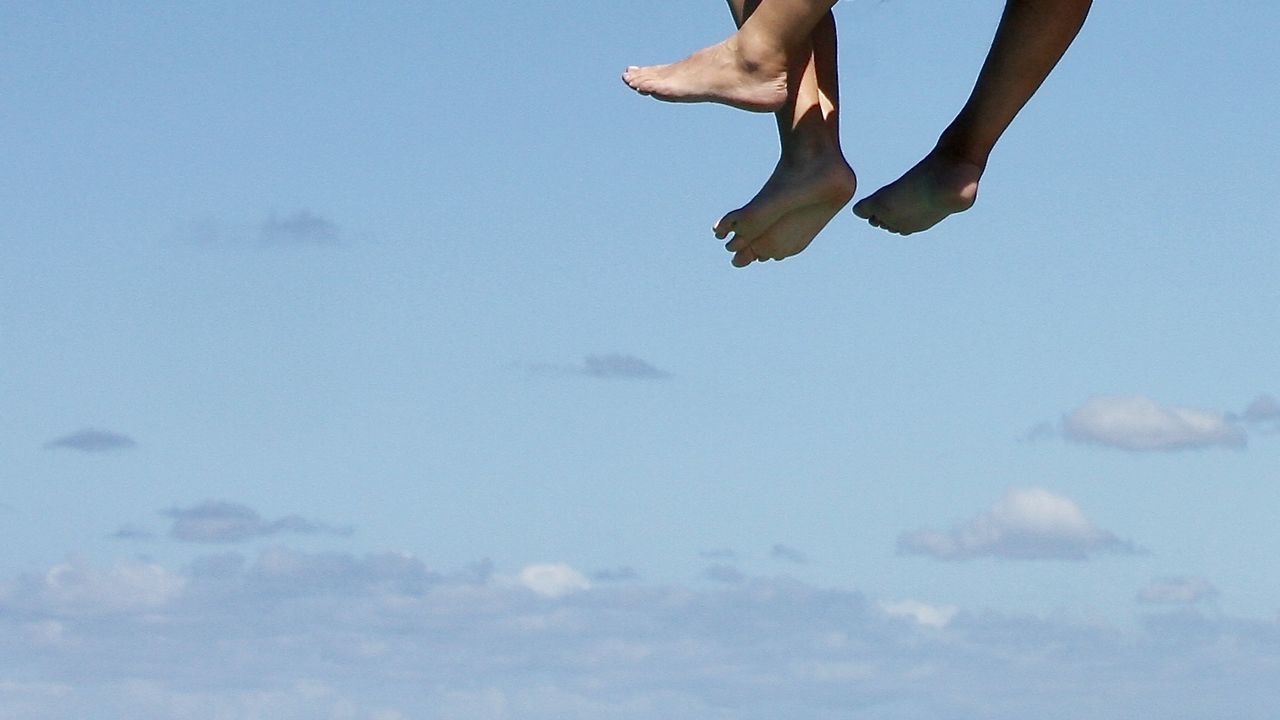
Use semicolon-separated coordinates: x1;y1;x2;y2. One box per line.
622;0;840;113
853;0;1092;235
715;1;854;265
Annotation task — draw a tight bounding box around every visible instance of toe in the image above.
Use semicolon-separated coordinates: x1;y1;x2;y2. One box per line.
713;213;737;240
731;248;756;268
851;199;872;219
725;232;755;252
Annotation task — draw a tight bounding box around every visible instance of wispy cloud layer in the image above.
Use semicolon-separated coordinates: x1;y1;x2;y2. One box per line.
163;501;353;543
1137;576;1219;605
1;553;1276;720
1062;395;1245;451
43;429;137;453
897;487;1137;561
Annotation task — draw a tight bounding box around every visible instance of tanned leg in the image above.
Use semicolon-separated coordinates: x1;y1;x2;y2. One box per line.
622;0;840;113
715;0;855;265
853;0;1092;234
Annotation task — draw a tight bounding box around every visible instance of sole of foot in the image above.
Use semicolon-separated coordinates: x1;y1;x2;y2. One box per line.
730;198;850;267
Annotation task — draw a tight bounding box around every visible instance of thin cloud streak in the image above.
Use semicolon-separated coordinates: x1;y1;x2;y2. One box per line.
44;429;137;453
526;354;671;380
259;210;339;245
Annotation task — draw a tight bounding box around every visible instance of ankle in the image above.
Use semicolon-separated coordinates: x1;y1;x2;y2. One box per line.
730;27;789;73
780;131;841;166
933;130;991;171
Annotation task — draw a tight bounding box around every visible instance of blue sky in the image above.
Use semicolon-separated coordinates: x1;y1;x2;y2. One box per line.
3;1;1279;717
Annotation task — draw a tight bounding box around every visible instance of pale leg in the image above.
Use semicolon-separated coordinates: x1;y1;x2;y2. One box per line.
622;0;840;113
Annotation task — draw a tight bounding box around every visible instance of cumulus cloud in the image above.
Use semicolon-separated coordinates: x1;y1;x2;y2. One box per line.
260;210;339;245
1138;576;1219;605
1;557;185;616
770;543;808;564
2;554;1278;720
517;563;590;598
163;501;353;543
879;599;958;628
43;429;136;453
897;487;1137;561
1062;395;1245;451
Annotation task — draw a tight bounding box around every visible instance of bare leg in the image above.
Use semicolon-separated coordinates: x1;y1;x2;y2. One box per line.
622;0;840;113
714;2;854;265
853;0;1092;234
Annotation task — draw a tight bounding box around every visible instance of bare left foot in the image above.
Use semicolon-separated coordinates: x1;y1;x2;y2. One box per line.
622;36;788;113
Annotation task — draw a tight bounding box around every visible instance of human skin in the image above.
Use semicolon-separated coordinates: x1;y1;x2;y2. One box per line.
853;0;1093;235
622;0;841;113
716;0;855;266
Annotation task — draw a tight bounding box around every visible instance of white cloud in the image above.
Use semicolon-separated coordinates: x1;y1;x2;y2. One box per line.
1137;576;1219;605
1062;395;1245;451
1;557;185;616
880;599;958;628
518;563;590;598
897;487;1136;561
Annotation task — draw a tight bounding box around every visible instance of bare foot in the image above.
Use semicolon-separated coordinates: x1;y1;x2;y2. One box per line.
729;201;846;267
716;147;855;261
852;149;982;235
622;37;788;113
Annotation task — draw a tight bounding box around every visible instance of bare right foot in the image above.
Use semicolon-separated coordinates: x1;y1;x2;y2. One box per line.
715;145;856;249
622;36;788;113
729;200;845;267
852;150;983;235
